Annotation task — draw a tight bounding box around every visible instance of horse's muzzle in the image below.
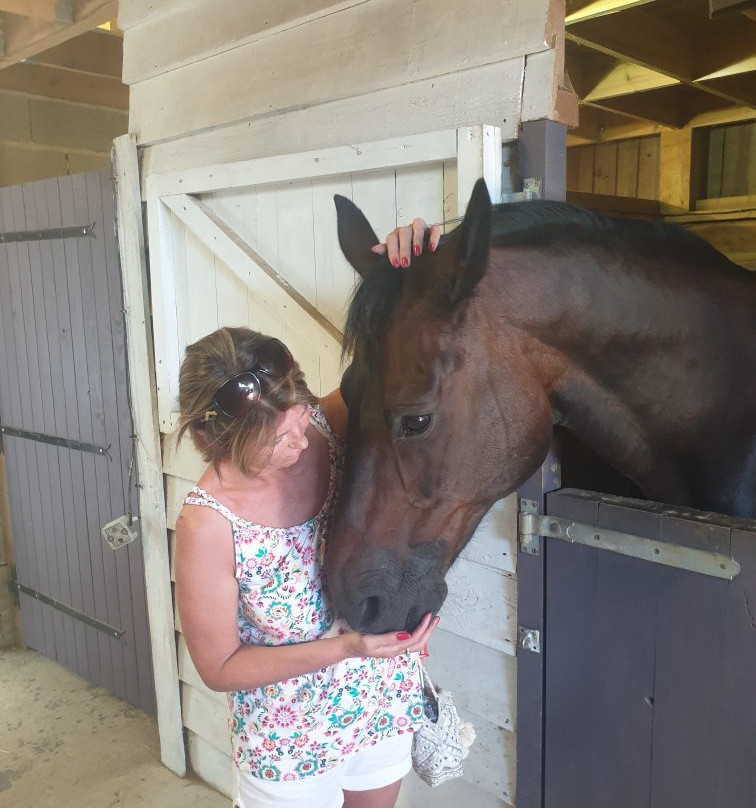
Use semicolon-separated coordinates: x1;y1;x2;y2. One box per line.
327;543;449;633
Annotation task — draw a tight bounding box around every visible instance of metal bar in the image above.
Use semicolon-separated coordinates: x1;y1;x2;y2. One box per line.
13;580;124;638
520;512;741;580
0;424;110;457
0;222;95;243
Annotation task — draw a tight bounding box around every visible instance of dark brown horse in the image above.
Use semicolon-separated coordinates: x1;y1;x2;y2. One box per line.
326;179;756;632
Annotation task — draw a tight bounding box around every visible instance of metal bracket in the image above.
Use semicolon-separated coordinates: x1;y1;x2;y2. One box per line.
0;222;95;244
11;578;124;638
519;498;542;556
500;177;542;204
518;626;541;654
0;425;110;458
519;512;741;580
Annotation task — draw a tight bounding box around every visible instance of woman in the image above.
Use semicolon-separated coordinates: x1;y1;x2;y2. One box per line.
174;218;443;808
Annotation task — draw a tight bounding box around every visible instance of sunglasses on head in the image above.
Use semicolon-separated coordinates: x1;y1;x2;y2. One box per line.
209;338;294;419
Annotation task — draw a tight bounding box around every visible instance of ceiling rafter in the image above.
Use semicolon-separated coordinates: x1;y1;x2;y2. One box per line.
0;1;71;22
0;0;116;68
566;0;756;141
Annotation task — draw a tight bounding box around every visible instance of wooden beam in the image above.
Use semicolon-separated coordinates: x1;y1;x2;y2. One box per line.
29;29;122;78
0;61;127;108
567;12;695;80
566;0;657;23
658;128;707;211
584;62;679;101
0;1;70;21
569;103;756;145
111;133;187;779
0;0;117;68
586;84;737;129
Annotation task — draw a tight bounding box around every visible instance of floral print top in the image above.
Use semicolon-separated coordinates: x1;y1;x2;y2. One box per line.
183;405;422;782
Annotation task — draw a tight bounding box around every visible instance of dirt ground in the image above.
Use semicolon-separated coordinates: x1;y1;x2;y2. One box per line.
0;647;228;808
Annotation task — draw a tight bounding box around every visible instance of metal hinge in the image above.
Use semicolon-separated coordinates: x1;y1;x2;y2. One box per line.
518;498;542;556
518;509;741;580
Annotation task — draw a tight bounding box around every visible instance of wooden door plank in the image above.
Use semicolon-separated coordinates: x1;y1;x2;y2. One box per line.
0;191;41;653
29;179;79;677
717;528;756;808
113;134;186;774
59;173;108;690
4;183;55;659
21;182;70;670
616;138;640;197
104;166;156;714
44;175;99;685
71;172;122;697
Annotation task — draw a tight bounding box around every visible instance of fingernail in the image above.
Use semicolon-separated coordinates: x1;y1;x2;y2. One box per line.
413;245;420;256
396;632;411;640
401;258;409;268
392;259;400;268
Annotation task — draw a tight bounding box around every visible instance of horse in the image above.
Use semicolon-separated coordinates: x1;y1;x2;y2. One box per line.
325;178;756;633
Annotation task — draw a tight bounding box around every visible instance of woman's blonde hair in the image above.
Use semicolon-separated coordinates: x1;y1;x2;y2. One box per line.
177;327;316;475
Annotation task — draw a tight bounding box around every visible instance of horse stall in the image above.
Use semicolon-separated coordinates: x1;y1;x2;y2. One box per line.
114;2;755;808
115;1;575;805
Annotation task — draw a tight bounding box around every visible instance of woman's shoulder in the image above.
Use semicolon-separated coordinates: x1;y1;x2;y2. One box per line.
317;389;348;440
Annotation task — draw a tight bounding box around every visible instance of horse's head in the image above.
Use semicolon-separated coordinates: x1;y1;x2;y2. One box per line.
327;180;552;632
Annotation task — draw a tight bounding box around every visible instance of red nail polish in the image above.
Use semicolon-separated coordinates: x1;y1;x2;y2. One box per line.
396;632;411;641
392;259;400;268
401;258;409;268
413;245;420;256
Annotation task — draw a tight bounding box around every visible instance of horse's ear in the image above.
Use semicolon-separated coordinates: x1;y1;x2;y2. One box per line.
334;195;382;279
443;178;492;306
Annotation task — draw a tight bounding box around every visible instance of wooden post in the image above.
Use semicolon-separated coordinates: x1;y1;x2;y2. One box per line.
659;128;707;212
111;134;186;777
515;118;567;808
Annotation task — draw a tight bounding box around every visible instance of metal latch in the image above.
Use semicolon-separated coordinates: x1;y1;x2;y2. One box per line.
518;626;541;654
500;177;542;203
519;511;741;580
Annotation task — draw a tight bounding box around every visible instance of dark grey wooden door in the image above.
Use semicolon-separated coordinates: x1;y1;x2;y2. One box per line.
0;170;154;713
541;489;755;808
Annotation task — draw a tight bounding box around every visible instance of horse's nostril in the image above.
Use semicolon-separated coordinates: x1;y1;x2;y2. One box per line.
358;596;382;627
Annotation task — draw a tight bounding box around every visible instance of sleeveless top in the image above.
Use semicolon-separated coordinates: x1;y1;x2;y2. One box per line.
183;405;422;782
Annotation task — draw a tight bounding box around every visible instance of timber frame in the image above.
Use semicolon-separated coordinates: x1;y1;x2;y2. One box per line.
565;0;756;145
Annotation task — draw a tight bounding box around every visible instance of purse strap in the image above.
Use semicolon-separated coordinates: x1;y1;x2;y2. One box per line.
419;663;440;698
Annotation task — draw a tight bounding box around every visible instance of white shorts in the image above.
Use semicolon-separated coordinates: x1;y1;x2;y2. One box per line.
233;733;413;808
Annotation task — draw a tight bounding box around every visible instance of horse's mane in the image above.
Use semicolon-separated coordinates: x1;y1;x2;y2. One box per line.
343;199;745;357
343;262;404;359
488;199;722;259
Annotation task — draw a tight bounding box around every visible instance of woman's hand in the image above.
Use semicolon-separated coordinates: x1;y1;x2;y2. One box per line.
371;219;442;268
341;612;440;660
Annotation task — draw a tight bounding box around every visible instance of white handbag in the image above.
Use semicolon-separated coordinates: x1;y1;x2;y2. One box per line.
411;665;476;787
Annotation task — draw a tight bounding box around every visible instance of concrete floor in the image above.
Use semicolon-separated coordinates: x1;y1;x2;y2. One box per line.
0;647;228;808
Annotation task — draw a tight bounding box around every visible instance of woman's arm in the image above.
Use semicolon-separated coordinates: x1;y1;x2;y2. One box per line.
175;504;436;692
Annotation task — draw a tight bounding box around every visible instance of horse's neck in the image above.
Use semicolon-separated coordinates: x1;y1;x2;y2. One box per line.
479;247;753;509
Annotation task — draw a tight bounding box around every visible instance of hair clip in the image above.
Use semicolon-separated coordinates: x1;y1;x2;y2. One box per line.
202;410;218;422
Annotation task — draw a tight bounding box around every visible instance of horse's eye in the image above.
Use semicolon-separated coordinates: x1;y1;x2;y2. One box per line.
401;414;432;437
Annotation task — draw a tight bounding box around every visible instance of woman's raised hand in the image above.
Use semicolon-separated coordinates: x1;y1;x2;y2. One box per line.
371;219;442;268
342;612;440;660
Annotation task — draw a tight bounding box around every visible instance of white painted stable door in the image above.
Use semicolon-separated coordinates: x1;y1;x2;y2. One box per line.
144;128;517;806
